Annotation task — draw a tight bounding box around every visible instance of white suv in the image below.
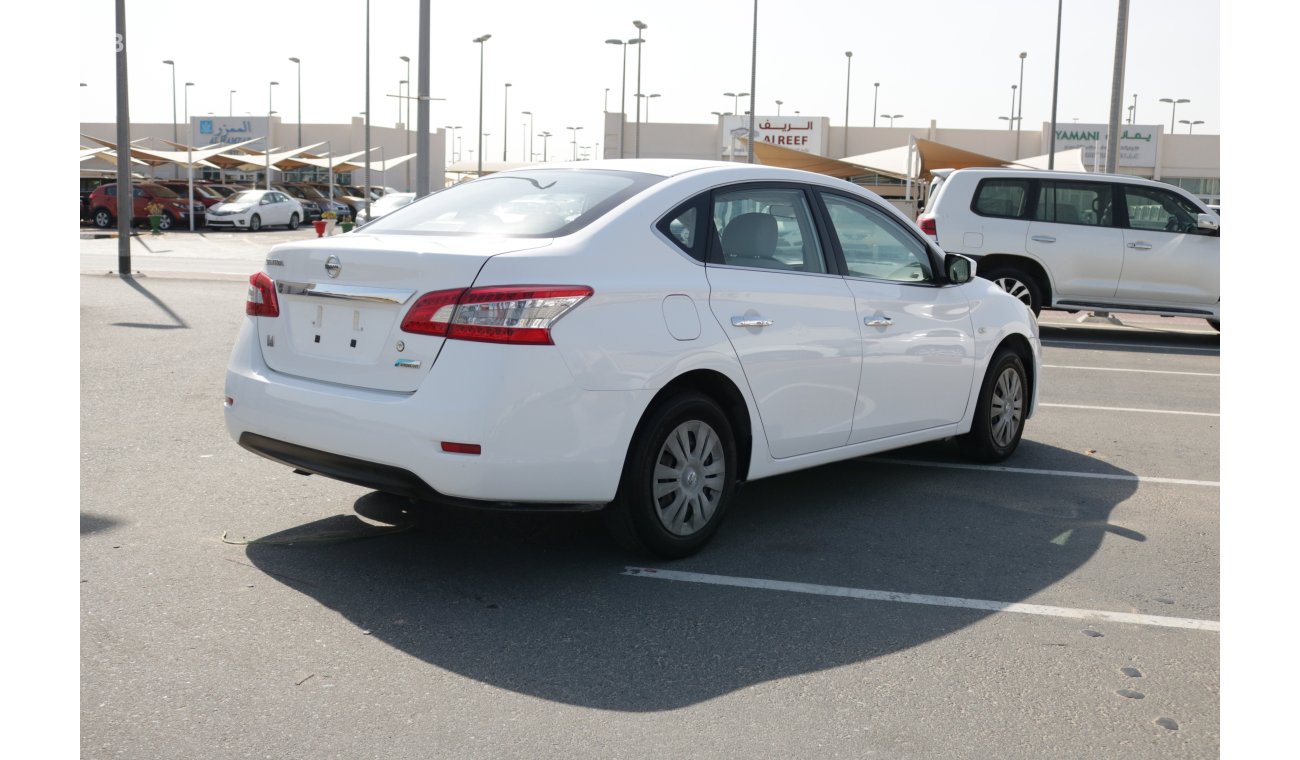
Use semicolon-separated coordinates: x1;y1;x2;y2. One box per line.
917;168;1220;329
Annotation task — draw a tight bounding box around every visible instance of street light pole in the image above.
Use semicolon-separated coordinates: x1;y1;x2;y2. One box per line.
185;81;195;231
1006;84;1017;129
521;110;534;162
567;126;583;160
539;131;551;161
882;114;903;127
843;51;852;156
163;60;176;144
267;81;278;190
474;34;491;175
872;82;879;127
1131;93;1138;123
1179;119;1204;134
1048;0;1063;168
503;82;511;161
633;20;647;157
776;99;783;116
605;38;632;158
1015;52;1026;159
229;89;235;118
400;55;410;189
289;57;301;148
1160;97;1189;133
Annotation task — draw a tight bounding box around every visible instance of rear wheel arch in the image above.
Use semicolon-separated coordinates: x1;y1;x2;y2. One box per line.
630;369;754;483
976;254;1053;308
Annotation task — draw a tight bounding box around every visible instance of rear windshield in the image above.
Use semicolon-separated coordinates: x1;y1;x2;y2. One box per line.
363;169;663;237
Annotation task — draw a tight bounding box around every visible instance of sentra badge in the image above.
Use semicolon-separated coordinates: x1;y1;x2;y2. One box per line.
325;255;342;279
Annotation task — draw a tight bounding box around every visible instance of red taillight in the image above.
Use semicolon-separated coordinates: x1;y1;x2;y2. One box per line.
918;216;937;237
401;285;592;345
399;288;467;336
246;272;280;317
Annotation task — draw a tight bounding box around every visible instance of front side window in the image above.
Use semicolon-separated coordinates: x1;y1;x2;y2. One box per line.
711;187;826;273
365;169;661;237
1123;185;1206;234
1034;181;1113;226
972;178;1030;218
821;193;934;283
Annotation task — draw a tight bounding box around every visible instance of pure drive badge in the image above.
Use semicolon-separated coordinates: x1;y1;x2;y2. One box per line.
325;255;342;278
394;359;421;369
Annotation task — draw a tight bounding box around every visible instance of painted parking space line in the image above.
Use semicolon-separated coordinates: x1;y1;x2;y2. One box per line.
1040;402;1218;417
862;457;1219;487
624;567;1221;632
1043;364;1219;377
1042;338;1219;354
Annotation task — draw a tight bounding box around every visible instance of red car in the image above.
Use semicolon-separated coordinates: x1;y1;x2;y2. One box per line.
156;181;226;209
87;182;207;230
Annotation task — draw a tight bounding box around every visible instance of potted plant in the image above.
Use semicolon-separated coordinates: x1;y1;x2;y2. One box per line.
145;201;165;235
316;210;337;237
339;215;355;233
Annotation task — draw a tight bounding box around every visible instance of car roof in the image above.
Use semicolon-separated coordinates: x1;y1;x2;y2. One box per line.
490;158;870;185
946;166;1172;189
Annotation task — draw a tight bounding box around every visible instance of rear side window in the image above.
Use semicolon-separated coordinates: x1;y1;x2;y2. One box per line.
972;179;1030;218
1034;181;1113;226
657;200;706;262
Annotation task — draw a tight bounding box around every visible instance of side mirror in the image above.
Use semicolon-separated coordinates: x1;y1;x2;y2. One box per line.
1197;213;1219;232
944;253;976;284
260;198;271;205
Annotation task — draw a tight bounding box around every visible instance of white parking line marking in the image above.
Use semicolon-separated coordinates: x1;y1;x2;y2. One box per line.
863;457;1219;487
1042;338;1219;354
1043;364;1219;377
1041;402;1218;417
624;568;1221;632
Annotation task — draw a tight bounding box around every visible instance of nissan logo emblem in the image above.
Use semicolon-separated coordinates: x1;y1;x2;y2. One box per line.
325;255;342;278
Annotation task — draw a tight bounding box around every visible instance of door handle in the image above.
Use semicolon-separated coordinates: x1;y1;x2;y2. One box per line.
731;316;774;328
1031;235;1056;243
1127;242;1153;250
865;316;894;327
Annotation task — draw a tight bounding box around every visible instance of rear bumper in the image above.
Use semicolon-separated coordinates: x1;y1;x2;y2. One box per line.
223;319;652;504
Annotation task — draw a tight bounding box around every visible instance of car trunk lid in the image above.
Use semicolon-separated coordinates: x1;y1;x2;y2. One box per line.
254;234;552;392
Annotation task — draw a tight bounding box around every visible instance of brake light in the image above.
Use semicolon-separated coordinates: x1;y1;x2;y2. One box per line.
246;272;280;317
400;285;592;345
918;216;937;237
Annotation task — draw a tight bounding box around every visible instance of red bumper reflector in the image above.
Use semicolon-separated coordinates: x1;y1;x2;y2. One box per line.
441;442;482;455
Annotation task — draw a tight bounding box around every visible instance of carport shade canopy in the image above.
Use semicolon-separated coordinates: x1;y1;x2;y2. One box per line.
749;137;1085;180
81;134;263;170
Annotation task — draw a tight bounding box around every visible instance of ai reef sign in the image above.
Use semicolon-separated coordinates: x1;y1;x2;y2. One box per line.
721;115;830;158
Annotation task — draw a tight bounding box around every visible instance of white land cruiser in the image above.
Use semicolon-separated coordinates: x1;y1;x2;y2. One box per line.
917;168;1220;329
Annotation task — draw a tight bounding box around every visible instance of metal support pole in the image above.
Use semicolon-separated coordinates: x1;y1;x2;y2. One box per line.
1048;0;1063;169
747;0;757;164
115;0;132;273
416;5;430;197
1105;0;1130;174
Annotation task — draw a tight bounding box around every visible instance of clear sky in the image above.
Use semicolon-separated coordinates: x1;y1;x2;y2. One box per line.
78;0;1220;157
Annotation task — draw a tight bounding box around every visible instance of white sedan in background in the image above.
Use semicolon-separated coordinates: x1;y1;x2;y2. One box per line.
355;191;416;225
207;189;305;231
225;159;1041;557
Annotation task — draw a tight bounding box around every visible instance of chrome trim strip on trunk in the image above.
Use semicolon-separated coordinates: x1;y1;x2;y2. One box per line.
276;281;416;305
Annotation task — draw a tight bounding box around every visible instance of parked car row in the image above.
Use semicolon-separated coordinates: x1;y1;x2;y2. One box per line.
83;180;399;231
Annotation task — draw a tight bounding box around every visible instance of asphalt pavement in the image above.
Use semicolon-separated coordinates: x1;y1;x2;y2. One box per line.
79;231;1221;759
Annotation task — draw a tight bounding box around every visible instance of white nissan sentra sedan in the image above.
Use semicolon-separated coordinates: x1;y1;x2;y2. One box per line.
225;159;1041;557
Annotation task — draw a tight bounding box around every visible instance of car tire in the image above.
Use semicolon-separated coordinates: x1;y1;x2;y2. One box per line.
958;349;1029;463
604;392;738;558
158;212;175;231
288;212;300;230
92;208;114;228
982;266;1043;315
1208;319;1220;331
249;214;262;232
